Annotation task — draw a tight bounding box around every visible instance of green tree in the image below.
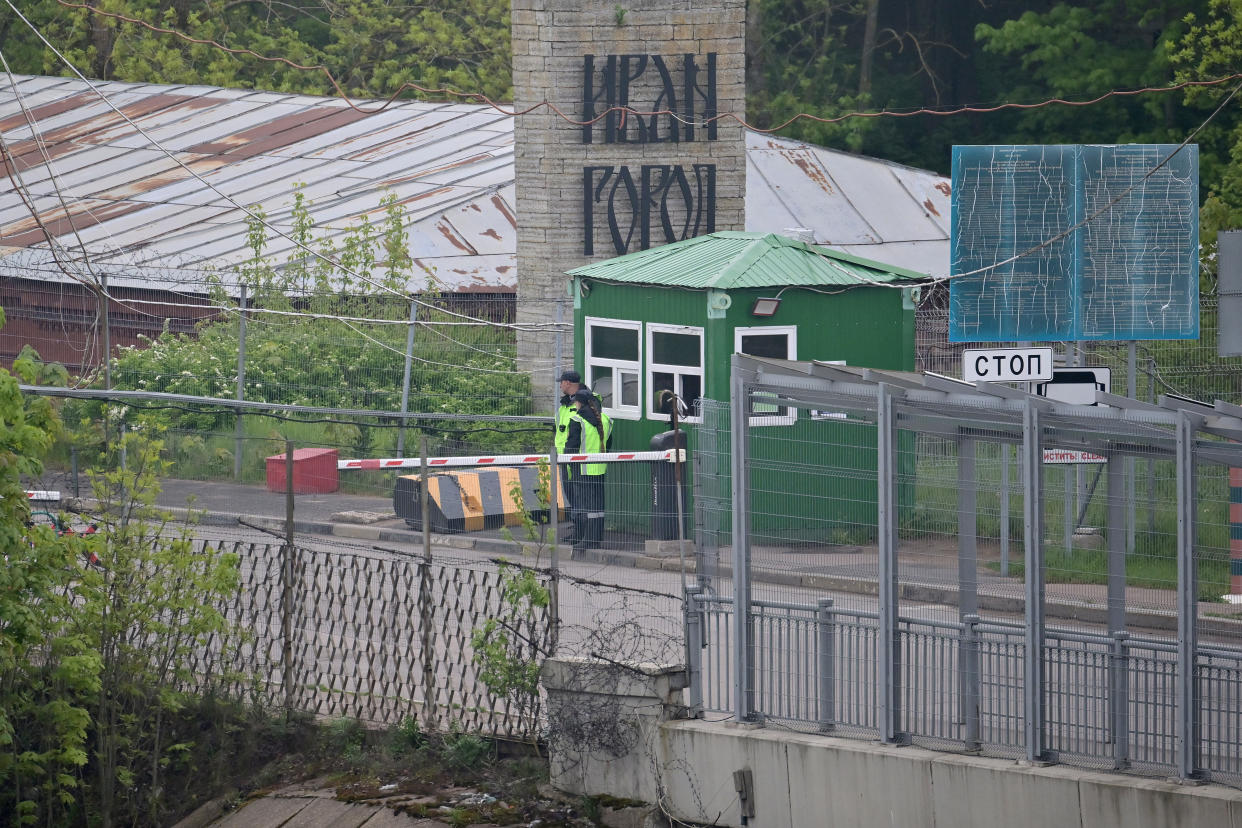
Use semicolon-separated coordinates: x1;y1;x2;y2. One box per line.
1173;0;1242;259
108;192;533;454
0;0;512;101
471;564;550;742
974;2;1197;146
1;317;250;824
0;321;100;826
76;428;241;827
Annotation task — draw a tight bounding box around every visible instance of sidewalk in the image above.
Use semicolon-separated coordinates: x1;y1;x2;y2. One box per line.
50;473;1242;636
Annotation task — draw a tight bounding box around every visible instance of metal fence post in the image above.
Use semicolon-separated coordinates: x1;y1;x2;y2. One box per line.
1126;340;1137;554
555;299;564;411
1022;399;1049;762
692;452;711;591
1001;444;1011;577
1064;464;1074;552
1110;631;1130;769
958;433;979;617
418;435;439;729
71;447;79;499
549;443;561;654
234;283;247;479
1106;451;1130;768
396;298;417;458
1175;411;1201;780
816;598;835;732
729;355;755;722
685;585;704;716
416;557;438;729
100;271;111;390
877;383;905;744
962;613;981;751
282;440;295;714
1107;456;1127;635
1147;359;1157;534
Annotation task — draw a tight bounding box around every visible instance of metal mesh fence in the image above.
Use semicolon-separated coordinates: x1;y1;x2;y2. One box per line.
916;294;1242;406
2;278;567;415
688;356;1242;786
190;539;554;739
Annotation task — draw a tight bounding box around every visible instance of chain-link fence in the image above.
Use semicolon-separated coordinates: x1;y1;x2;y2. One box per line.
2;278;569;416
688;355;1242;786
11;281;1241;415
916;293;1242;406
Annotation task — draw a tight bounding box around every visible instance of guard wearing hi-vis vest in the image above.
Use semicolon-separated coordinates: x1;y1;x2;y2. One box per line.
556;370;604;545
565;387;606;552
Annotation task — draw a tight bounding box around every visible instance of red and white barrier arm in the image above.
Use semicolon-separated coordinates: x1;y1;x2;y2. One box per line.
25;490;61;501
338;449;686;471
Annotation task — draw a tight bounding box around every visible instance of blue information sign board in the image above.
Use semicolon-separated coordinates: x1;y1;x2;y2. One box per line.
949;144;1199;342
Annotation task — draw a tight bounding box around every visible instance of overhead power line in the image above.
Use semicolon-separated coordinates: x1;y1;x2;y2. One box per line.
2;0;1235;335
19;384;554;424
49;0;1242;130
1;0;539;335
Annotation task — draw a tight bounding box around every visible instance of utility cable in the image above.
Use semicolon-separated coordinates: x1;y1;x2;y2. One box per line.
3;0;534;332
801;79;1242;290
50;0;1242;132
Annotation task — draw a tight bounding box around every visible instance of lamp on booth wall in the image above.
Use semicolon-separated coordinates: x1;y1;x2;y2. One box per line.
750;297;781;317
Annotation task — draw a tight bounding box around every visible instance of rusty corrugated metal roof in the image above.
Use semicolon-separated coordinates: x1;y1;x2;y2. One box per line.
744;132;950;277
0;75;951;294
0;75;518;293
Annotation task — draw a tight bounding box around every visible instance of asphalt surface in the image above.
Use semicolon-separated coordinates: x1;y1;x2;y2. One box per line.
36;470;1242;635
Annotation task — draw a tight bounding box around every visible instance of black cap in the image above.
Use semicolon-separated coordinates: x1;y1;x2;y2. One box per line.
572;388;593;404
558;370;581;383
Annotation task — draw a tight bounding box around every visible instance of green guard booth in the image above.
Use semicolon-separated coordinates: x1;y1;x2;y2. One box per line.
565;231;927;543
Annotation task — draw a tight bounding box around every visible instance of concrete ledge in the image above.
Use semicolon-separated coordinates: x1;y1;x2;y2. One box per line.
330;510;392;525
331;524;382;540
567;717;1242;828
542;657;691;806
644;539;684;558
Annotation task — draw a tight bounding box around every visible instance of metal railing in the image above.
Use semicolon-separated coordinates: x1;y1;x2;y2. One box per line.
686;591;1242;779
688;355;1242;787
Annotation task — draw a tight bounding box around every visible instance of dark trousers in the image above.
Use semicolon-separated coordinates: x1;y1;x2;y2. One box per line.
571;473;605;550
560;465;576;539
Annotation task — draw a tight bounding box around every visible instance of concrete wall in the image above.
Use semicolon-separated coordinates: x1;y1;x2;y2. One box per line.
511;0;746;404
542;658;1242;828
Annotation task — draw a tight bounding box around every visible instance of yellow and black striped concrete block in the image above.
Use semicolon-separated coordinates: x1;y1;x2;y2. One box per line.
393;467;567;533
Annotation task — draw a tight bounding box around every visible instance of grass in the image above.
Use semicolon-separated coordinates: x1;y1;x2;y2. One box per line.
982;543;1230;602
908;441;1236;601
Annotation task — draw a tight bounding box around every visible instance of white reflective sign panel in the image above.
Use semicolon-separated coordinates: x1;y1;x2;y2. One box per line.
963;347;1054;383
1037;367;1111;405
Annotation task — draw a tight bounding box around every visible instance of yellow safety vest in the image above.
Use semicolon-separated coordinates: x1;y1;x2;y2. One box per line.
555;402;574;453
569;412;605;475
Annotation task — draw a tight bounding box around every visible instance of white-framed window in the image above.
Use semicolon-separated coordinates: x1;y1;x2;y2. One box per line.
735;325;798;425
647;323;704;423
585;317;642;419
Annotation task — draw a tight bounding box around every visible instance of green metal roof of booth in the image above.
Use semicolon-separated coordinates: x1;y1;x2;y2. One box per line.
566;231;929;289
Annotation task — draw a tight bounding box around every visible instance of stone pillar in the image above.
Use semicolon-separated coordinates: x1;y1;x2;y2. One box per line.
541;656;690;803
512;0;747;407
